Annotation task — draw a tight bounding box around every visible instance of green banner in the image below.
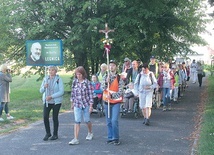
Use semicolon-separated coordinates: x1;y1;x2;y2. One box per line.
26;40;63;66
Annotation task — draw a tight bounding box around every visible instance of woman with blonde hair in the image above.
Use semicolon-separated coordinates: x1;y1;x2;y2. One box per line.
40;66;64;141
97;63;107;83
0;64;13;121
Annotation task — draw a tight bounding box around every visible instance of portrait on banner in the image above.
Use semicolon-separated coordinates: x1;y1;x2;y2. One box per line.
26;40;63;66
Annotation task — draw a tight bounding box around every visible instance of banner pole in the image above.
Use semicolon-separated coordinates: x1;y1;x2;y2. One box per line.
45;66;48;108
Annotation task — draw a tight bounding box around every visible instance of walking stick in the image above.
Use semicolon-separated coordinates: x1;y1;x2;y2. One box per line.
99;23;114;118
45;66;48;108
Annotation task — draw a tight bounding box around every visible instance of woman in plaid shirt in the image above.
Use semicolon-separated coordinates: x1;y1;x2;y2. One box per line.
69;66;94;145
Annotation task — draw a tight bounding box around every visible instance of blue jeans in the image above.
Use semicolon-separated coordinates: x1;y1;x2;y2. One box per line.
162;88;171;106
0;102;9;116
104;103;120;141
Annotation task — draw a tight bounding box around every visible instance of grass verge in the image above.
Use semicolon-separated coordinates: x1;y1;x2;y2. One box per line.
197;76;214;154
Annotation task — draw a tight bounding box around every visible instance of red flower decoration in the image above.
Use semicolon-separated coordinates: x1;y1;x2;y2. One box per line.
104;44;111;54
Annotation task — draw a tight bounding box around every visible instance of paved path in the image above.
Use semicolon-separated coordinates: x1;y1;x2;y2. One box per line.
0;79;206;155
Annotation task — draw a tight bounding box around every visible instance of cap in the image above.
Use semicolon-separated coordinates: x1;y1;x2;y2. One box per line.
150;56;155;59
124;57;130;62
109;60;117;65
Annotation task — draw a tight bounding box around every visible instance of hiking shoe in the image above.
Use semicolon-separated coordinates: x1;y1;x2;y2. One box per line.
43;134;51;141
123;109;128;113
92;109;98;112
69;138;79;145
0;117;4;122
163;106;167;111
86;133;93;140
143;118;146;124
7;116;14;120
106;140;114;144
49;135;58;140
145;119;150;126
114;140;121;145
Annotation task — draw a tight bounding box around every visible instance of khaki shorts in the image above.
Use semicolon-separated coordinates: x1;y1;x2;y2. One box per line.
139;91;153;109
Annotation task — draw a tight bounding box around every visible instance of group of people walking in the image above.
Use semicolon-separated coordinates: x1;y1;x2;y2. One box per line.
37;57;206;146
123;57;205;121
0;57;205;146
39;63;123;145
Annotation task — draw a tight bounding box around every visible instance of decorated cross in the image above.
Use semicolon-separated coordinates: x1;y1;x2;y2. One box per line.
99;23;114;54
99;23;115;118
99;23;114;39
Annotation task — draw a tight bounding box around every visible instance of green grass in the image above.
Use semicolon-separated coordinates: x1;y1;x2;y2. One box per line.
0;74;72;134
197;76;214;154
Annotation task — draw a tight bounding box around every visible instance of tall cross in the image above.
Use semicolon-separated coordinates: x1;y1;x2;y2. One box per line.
99;23;114;119
99;23;114;39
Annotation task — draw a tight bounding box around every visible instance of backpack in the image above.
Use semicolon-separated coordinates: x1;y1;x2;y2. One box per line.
137;72;153;86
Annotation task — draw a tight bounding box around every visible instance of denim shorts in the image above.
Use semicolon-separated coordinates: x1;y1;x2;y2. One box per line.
74;106;90;124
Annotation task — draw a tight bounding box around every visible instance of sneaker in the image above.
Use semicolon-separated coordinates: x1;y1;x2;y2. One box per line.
123;109;128;113
0;117;4;122
128;109;132;113
106;140;114;144
92;109;97;112
145;119;150;126
7;116;14;120
160;101;164;106
86;133;93;140
43;133;51;141
143;118;146;124
114;140;121;145
69;138;79;145
49;135;58;140
163;106;167;111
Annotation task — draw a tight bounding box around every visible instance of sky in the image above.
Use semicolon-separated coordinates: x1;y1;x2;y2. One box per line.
189;3;214;64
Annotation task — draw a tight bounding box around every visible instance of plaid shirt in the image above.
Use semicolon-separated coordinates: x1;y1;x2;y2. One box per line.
70;78;93;108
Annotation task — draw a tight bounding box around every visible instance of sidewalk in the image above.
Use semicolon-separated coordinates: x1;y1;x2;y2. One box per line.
0;79;206;155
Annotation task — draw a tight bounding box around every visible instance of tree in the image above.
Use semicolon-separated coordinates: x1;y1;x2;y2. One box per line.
0;0;208;78
208;0;214;16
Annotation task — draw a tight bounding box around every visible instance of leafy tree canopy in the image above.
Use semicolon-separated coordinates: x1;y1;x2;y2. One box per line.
0;0;208;78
